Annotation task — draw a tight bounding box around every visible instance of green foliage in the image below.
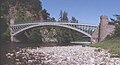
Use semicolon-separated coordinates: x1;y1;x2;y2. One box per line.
70;17;78;23
15;10;26;23
16;28;42;42
0;0;43;41
22;26;88;43
0;5;10;41
57;28;72;43
48;17;56;22
41;9;50;21
59;10;68;22
62;11;68;21
90;15;120;57
0;25;10;41
0;0;85;43
24;0;42;13
25;28;42;42
59;10;63;21
90;38;120;57
0;18;8;34
56;27;89;43
114;24;120;37
8;0;42;13
110;15;120;37
0;0;10;36
1;1;9;15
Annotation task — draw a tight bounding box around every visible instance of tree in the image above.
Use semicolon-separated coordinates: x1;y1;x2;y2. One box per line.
59;10;68;22
0;0;43;42
40;9;50;21
48;17;56;22
59;10;63;21
70;17;78;23
0;0;10;41
62;11;68;22
110;15;120;37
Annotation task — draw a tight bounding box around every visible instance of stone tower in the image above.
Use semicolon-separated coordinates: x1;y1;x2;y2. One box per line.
98;15;108;42
92;15;115;42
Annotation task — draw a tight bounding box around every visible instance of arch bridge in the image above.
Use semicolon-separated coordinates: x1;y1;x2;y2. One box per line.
10;22;98;42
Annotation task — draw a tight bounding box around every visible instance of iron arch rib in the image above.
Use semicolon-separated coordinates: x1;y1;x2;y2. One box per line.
11;23;92;38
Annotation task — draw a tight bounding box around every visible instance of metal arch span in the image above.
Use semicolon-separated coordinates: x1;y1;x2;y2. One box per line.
12;24;92;37
10;22;97;38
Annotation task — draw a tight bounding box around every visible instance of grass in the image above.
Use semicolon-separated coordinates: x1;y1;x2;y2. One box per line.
90;37;120;57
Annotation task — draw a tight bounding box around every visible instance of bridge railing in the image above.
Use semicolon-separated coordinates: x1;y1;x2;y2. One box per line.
13;20;96;26
14;20;75;24
14;20;55;24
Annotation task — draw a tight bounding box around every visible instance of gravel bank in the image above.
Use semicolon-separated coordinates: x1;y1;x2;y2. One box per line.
6;46;120;65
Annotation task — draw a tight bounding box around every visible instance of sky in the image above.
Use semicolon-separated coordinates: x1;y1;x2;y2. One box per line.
41;0;120;25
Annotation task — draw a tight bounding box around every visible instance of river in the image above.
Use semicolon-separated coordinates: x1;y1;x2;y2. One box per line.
1;42;120;65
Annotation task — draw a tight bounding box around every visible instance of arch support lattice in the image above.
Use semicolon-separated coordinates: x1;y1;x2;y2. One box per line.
10;22;98;41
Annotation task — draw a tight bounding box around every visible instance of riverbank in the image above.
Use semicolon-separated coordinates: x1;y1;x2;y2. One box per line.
90;37;120;57
6;45;120;65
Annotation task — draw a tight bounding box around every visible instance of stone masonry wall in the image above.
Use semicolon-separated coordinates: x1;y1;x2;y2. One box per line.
92;26;99;42
92;15;115;42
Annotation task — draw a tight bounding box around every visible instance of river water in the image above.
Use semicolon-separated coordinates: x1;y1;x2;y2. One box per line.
0;42;84;65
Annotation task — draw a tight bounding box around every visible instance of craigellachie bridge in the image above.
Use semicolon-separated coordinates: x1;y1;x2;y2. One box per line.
10;15;115;43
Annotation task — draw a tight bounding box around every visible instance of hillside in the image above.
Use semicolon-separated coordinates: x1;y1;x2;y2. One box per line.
1;0;44;23
90;38;120;57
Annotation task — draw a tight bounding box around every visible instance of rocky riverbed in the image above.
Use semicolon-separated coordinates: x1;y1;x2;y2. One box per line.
6;46;120;65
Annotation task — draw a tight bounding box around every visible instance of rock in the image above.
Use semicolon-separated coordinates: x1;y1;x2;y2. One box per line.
6;46;120;65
